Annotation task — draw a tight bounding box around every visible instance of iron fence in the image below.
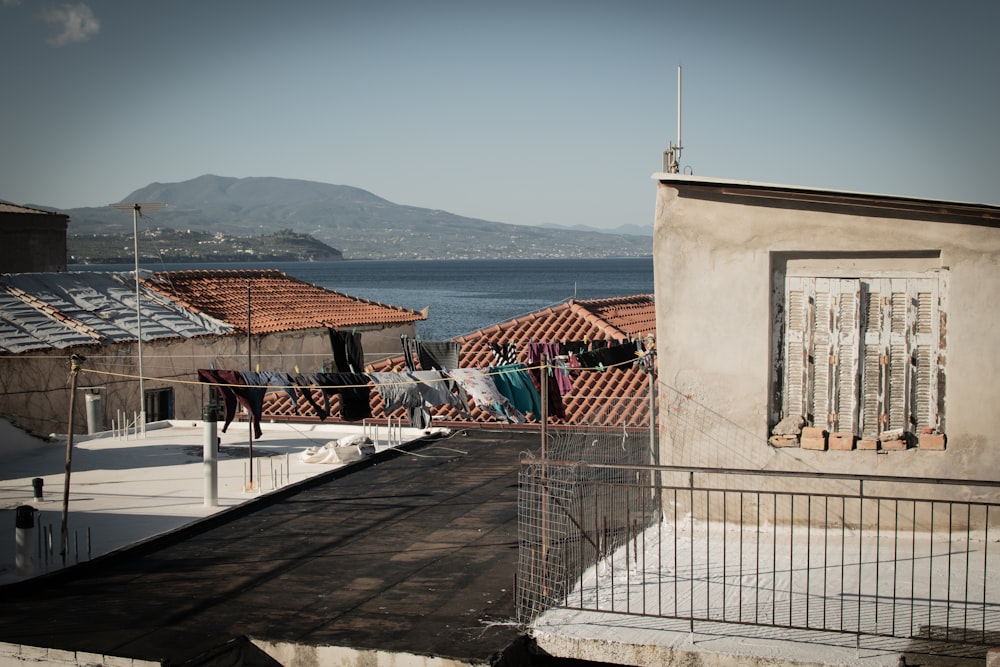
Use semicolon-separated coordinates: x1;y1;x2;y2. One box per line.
518;457;1000;648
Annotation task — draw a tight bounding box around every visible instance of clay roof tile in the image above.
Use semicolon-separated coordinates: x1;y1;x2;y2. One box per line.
145;269;425;333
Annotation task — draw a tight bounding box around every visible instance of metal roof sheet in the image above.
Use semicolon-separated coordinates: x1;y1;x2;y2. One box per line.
0;272;234;354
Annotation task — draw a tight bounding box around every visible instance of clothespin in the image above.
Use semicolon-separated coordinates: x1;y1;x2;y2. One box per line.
294;365;300;374
597;363;605;372
352;327;357;335
255;362;261;372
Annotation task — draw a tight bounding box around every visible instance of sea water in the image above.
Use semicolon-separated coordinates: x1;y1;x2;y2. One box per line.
76;257;654;340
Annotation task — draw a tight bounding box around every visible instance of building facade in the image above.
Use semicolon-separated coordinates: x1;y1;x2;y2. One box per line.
652;175;1000;484
0;270;424;437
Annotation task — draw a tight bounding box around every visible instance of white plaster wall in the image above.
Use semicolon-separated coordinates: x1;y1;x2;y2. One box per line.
654;181;1000;484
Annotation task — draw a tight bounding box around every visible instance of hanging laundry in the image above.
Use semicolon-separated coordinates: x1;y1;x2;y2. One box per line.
410;370;465;412
525;341;572;395
237;370;274;431
258;370;298;410
371;371;430;428
488;342;519;366
400;335;420;372
197;369;263;439
635;338;656;371
370;370;463;428
576;341;639;370
314;372;373;422
489;364;542;418
446;368;525;424
291;373;330;420
416;340;461;370
559;340;587;356
328;329;365;373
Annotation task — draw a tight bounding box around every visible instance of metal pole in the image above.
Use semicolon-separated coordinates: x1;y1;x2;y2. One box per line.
677;65;682;158
132;205;145;426
540;354;549;577
61;354;83;566
246;280;253;490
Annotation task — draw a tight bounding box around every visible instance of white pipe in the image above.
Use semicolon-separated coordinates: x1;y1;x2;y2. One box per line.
203;410;218;507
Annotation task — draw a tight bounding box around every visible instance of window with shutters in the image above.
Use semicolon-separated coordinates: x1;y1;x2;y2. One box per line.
778;274;944;440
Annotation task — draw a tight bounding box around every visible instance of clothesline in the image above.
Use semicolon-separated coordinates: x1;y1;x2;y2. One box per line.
78;352;650;389
196;353;648;435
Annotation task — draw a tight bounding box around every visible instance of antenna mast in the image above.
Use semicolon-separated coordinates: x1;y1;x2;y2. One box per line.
663;65;683;173
109;202;165;429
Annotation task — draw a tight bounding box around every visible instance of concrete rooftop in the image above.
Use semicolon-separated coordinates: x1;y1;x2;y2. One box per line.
0;421;535;666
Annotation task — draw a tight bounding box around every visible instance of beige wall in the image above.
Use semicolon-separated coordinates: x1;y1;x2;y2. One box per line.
0;323;415;437
653;179;1000;485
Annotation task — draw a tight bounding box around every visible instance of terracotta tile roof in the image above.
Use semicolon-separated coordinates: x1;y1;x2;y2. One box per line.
261;294;656;428
145;269;425;334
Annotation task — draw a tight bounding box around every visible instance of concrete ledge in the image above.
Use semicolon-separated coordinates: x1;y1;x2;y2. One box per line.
0;642;159;667
253;639;479;667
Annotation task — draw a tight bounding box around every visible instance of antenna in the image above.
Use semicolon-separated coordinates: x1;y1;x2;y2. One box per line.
108;202;165;429
662;65;683;173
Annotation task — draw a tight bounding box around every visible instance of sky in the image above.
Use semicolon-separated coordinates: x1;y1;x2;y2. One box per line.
2;1;998;230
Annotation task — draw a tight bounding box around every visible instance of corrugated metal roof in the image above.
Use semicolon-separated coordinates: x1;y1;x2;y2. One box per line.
0;272;234;354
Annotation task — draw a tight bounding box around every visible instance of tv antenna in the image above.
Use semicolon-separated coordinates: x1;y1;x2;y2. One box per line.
109;202;165;428
662;65;683;173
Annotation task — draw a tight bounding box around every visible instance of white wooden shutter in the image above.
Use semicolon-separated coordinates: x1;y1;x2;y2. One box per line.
782;273;942;441
834;279;861;434
860;280;888;440
912;278;939;430
783;277;862;433
886;279;912;432
783;277;812;422
812;279;835;431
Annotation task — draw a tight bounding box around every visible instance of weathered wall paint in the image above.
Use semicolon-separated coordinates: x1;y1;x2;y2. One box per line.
653;178;1000;485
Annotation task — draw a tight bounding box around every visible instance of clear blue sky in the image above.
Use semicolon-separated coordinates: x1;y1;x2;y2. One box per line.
2;0;997;229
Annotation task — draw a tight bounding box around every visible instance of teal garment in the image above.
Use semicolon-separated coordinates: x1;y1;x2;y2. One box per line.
488;363;542;418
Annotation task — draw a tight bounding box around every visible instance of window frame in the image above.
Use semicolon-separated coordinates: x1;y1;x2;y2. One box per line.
775;271;945;440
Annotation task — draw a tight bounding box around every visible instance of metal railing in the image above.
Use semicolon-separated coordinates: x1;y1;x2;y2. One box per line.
517;459;1000;648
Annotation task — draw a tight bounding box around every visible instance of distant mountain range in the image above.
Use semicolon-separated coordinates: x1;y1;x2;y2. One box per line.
52;175;652;261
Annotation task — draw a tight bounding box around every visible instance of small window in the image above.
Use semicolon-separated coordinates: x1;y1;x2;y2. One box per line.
144;388;174;423
778;274;943;440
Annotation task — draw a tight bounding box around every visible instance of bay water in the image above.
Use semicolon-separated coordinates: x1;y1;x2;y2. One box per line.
77;257;654;340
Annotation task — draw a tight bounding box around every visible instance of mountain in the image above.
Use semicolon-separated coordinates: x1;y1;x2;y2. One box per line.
540;221;652;237
60;175;652;260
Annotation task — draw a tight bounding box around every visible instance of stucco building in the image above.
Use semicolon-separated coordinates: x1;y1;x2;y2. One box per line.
652;174;1000;484
0;269;424;437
